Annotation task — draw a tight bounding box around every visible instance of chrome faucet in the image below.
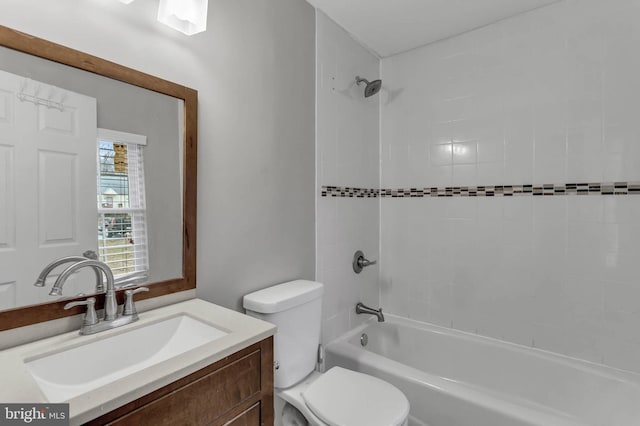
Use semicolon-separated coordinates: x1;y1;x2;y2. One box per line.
355;302;385;322
41;258;149;335
34;254;105;293
63;286;149;335
55;260;118;321
58;263;149;335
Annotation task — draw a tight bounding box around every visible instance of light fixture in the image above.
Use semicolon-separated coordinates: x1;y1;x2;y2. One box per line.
118;0;135;4
157;0;208;36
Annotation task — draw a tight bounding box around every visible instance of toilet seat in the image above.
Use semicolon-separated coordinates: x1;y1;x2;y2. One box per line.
301;367;410;426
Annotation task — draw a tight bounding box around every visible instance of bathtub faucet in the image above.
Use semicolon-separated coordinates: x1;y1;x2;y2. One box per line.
355;302;385;322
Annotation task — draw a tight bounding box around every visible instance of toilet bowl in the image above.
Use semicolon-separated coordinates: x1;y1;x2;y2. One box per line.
243;280;409;426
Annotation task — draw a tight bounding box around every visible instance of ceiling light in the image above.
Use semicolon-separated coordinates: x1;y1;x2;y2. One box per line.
157;0;208;36
118;0;135;4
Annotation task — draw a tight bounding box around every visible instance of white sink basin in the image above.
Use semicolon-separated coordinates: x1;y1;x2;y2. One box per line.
25;315;228;402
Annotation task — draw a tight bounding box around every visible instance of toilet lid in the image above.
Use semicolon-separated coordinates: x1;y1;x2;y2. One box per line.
302;367;409;426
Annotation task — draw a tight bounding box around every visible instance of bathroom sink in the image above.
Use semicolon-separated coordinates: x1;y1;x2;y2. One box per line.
25;315;228;402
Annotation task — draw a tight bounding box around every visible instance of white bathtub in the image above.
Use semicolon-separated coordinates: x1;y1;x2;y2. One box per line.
324;315;640;426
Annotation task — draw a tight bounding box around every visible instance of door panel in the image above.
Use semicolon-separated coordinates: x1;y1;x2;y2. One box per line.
38;150;78;244
0;144;14;249
0;70;98;307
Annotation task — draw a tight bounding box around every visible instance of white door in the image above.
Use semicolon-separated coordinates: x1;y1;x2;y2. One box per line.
0;70;98;308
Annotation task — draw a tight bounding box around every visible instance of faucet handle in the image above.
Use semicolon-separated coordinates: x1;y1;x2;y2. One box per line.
64;297;98;326
353;250;377;273
122;287;149;319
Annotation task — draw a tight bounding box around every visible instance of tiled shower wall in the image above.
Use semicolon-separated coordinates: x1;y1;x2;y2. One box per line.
316;12;380;343
380;0;640;372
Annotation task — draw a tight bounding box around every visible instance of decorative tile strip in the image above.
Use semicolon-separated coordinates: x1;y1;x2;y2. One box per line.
321;182;640;198
321;186;379;198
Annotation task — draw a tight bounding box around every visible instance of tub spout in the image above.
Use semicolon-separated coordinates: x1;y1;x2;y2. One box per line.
356;302;385;322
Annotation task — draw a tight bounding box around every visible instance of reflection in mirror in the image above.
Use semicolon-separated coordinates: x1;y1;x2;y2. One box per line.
97;129;149;283
0;48;183;309
0;42;185;313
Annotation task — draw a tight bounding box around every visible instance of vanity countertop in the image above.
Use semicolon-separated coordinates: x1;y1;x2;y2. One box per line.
0;298;276;425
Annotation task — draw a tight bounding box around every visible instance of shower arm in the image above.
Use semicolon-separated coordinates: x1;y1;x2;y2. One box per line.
355;76;369;86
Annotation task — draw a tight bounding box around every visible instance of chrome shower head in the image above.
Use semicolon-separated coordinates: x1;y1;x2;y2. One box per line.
356;76;382;98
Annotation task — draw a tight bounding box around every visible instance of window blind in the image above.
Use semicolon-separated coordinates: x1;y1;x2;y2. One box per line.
97;129;149;278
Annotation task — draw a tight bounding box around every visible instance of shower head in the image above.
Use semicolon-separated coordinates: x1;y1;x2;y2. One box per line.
356;76;382;98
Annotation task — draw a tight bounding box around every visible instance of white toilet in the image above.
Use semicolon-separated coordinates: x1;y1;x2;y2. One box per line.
243;280;409;426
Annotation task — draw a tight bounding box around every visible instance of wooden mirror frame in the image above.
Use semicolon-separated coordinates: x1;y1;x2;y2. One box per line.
0;26;197;331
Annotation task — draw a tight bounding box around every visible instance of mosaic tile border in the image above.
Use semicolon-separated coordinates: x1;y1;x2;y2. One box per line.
321;186;380;198
321;182;640;198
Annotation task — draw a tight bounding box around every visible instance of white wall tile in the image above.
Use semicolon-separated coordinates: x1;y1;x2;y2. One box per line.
379;0;640;373
429;143;453;166
452;142;478;165
452;164;478;186
316;12;380;342
322;311;349;345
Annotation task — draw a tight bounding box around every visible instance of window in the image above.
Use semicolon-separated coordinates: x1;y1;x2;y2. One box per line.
97;129;149;278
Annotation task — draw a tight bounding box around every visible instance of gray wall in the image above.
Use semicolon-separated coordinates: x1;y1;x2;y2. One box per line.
0;0;316;312
199;0;316;310
0;46;183;285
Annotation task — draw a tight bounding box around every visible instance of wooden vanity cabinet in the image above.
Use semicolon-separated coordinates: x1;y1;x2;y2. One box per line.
84;337;274;426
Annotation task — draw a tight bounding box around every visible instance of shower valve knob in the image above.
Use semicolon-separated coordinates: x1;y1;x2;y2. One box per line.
353;250;377;273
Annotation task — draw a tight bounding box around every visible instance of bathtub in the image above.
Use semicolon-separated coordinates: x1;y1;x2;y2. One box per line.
324;315;640;426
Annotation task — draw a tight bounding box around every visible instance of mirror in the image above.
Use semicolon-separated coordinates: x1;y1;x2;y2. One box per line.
0;26;197;331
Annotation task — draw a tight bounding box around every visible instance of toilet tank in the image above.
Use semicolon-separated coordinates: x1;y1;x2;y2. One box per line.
243;280;323;389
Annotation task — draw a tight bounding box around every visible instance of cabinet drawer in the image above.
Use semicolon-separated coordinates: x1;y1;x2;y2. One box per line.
219;403;260;426
107;350;261;426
